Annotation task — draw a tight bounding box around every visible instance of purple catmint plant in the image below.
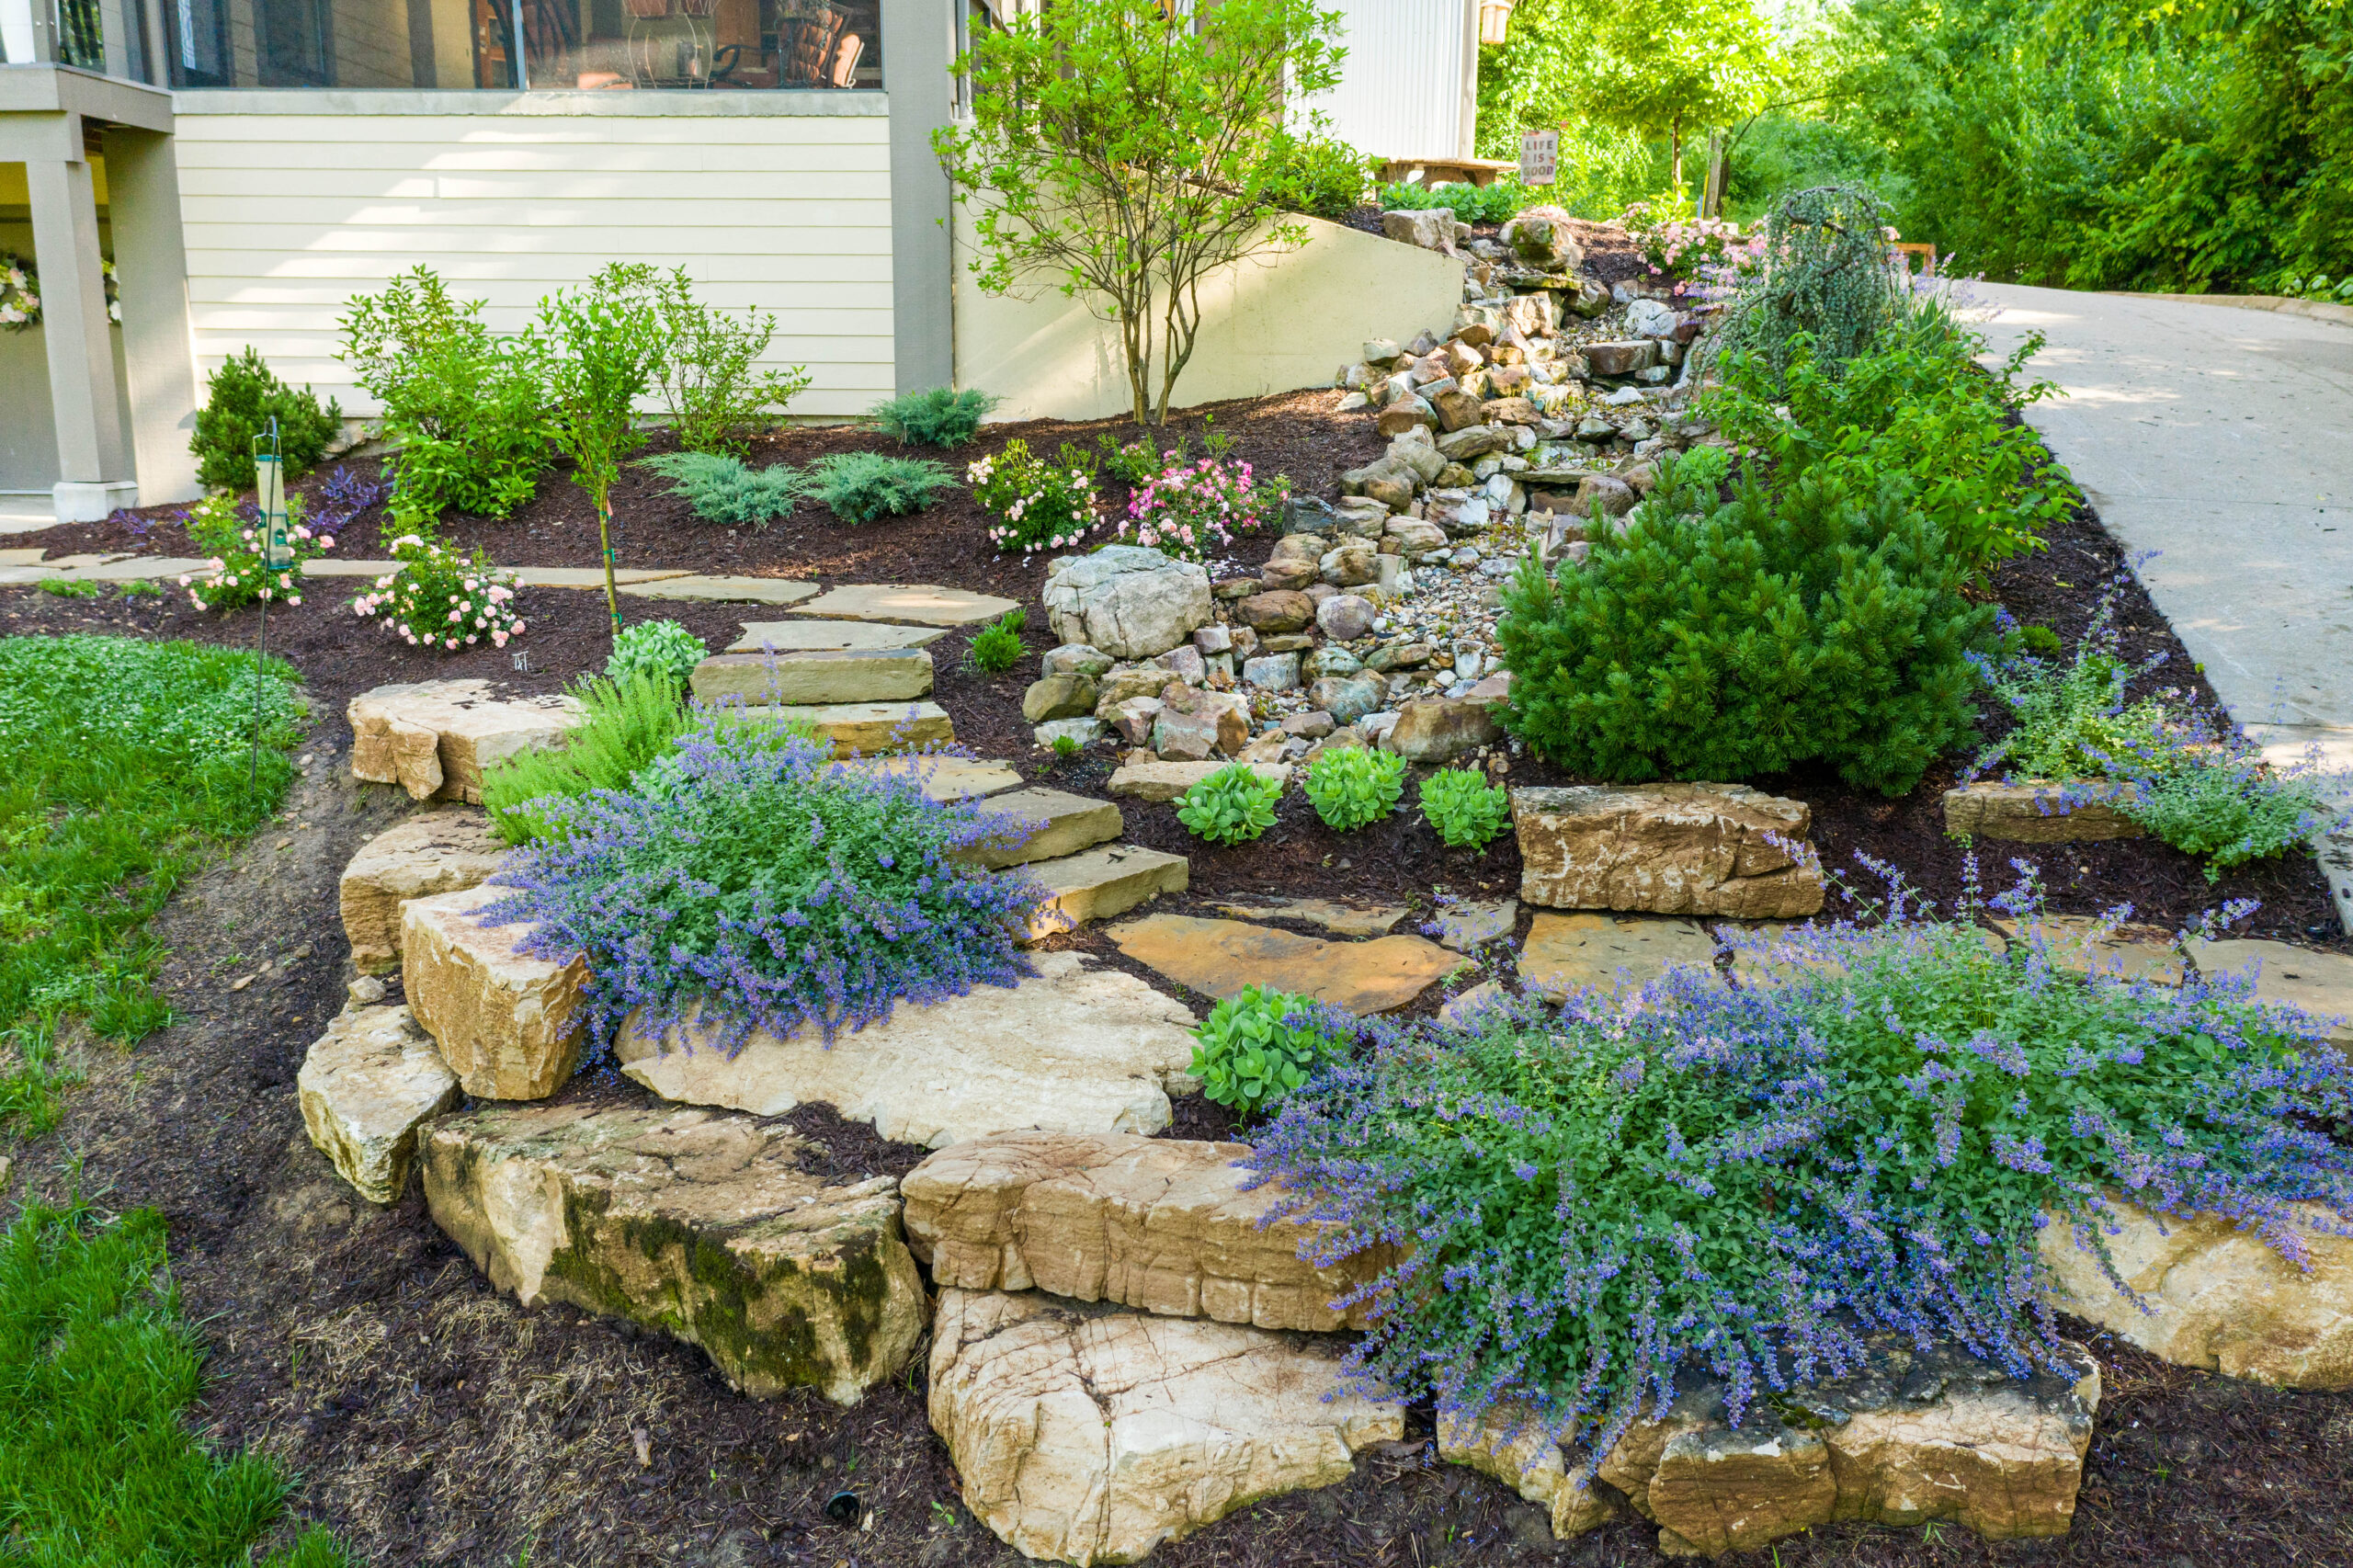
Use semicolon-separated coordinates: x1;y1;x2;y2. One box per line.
480;718;1044;1061
1244;869;2353;1474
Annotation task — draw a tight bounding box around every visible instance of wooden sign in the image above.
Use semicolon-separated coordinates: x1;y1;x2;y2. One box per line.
1518;128;1557;187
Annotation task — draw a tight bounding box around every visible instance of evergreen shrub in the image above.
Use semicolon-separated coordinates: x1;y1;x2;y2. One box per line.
1246;886;2353;1469
640;451;798;529
190;347;342;492
870;387;999;449
796;452;956;523
1495;452;1994;795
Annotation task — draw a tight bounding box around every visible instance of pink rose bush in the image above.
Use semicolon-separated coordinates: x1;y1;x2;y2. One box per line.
178;490;335;610
1117;457;1281;563
351;534;525;652
1623;202;1748;294
969;438;1101;554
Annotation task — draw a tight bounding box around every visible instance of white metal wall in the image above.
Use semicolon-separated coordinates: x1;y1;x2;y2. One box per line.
1300;0;1471;161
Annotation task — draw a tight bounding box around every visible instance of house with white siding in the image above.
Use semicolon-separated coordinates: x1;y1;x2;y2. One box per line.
1;0;1479;519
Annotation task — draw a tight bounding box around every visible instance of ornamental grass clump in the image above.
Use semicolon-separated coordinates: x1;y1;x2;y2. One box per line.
483;722;1042;1060
1245;875;2353;1471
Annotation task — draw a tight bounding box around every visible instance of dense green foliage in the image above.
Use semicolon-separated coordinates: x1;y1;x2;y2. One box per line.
336;267;549;528
190;347;342;493
481;671;689;846
1497;449;1995;795
1418;767;1514;849
0;635;300;1130
796;452;957;523
640;450;799;528
1;1199;347;1566
1302;745;1405;832
870;387;1000;449
1711;184;1902;385
648;268;811;455
181;491;333;611
1251;900;2353;1461
606;619;707;691
1251;132;1376;220
968;439;1102;553
968;608;1028;674
1189;987;1340;1118
1176;763;1283;846
1375;180;1533;226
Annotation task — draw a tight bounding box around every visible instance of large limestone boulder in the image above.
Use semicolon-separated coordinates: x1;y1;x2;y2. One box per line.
297;1004;460;1204
2039;1198;2353;1387
1380;207;1456;256
902;1132;1379;1332
1513;783;1825;919
931;1289;1404;1564
402;882;587;1100
614;951;1200;1148
348;679;584;803
1444;1336;2099;1555
1942;780;2143;843
421;1101;925;1404
1381;696;1501;763
1501;205;1585;270
1043;546;1213;660
338;809;508;975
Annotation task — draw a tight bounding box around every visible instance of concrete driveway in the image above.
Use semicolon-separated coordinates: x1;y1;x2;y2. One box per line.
1978;284;2353;926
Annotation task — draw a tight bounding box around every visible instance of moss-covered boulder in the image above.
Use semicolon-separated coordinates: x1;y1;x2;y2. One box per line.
421;1101;924;1404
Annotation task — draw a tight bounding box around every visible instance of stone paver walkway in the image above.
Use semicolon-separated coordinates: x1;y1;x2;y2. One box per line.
1980;284;2353;930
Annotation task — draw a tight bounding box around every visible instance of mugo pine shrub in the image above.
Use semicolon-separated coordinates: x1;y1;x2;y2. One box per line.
189;347;341;492
1495;451;1994;795
482;719;1041;1058
351;535;524;651
1246;881;2353;1468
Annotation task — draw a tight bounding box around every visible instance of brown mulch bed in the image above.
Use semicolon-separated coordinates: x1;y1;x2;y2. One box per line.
8;387;2353;1567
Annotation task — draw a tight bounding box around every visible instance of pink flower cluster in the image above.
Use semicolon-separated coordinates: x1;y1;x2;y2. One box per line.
351;535;526;652
1118;458;1275;563
969;442;1101;555
178;491;334;610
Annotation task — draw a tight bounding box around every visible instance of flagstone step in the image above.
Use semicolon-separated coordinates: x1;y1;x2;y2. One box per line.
713;699;954;755
690;649;934;705
730;619;950;653
507;566;694;588
961;788;1123;870
1107;913;1455;1015
834;755;1025;801
1010;843;1189;942
790;583;1021;626
618;574;818;604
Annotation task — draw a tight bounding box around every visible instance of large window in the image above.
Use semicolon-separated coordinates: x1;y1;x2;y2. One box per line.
151;0;883;87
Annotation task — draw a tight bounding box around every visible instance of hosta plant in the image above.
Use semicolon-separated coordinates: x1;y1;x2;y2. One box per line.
1302;745;1404;832
178;491;335;610
1190;986;1342;1119
1176;762;1283;846
606;619;706;690
1418;767;1511;848
350;534;524;651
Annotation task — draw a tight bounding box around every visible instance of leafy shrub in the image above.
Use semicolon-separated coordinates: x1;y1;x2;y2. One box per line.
1119;456;1284;562
640;451;798;529
1418;767;1511;848
177;491;335;611
607;619;706;691
482;720;1041;1056
349;534;523;652
1190;986;1342;1118
481;671;688;846
1620;204;1746;292
870;387;999;449
796;452;956;523
336;266;548;528
39;578;102;599
968;608;1027;674
1176;762;1283;846
1708;303;2074;574
1247;886;2353;1466
1710;183;1902;388
649;268;812;454
1376;179;1534;225
1302;746;1404;832
1250;131;1375;220
190;347;342;492
969;439;1101;554
1496;451;1993;795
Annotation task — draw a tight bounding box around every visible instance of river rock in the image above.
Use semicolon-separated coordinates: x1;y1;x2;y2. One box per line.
1381;208;1456;255
2040;1198;2353;1387
421;1100;925;1404
338;809;508;975
401;882;587;1100
1308;673;1387;725
903;1131;1378;1331
348;679;584;803
1584;341;1659;378
931;1289;1404;1564
1023;673;1100;724
1316;594;1376;641
297;1004;460;1204
614;951;1200;1148
1235;589;1315;633
1106;759;1291;802
1043;546;1213;659
1514;783;1825;919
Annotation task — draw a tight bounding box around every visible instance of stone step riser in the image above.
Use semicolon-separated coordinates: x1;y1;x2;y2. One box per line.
691;649;934;706
1009;842;1189;941
956;787;1123;870
709;700;955;756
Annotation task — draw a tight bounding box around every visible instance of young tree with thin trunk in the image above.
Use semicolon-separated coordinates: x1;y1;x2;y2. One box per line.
934;0;1347;427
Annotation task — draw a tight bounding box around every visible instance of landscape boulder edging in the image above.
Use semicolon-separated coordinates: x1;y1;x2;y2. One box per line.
401;882;587;1100
338;809;508;976
1513;783;1826;920
297;1003;460;1204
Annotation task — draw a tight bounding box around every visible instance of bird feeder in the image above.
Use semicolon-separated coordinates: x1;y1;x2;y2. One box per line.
1478;0;1515;46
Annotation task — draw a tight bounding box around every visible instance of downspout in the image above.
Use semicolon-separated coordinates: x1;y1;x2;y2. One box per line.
1456;0;1478;160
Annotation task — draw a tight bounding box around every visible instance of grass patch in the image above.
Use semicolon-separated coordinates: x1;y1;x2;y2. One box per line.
0;634;303;1131
0;1196;347;1566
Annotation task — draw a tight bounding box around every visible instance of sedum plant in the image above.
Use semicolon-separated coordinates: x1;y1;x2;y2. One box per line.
481;720;1040;1058
795;452;956;523
606;619;706;691
640;451;797;529
870;386;999;449
967;608;1027;674
1176;762;1283;846
1190;987;1342;1118
1418;767;1511;848
1302;745;1404;832
1246;877;2353;1473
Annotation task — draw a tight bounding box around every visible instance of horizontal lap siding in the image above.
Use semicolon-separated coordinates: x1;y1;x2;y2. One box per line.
171;111;894;417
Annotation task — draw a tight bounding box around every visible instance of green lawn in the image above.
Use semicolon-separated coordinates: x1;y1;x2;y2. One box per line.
0;633;345;1564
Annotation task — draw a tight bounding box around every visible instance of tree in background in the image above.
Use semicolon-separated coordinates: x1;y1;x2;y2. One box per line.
934;0;1346;426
